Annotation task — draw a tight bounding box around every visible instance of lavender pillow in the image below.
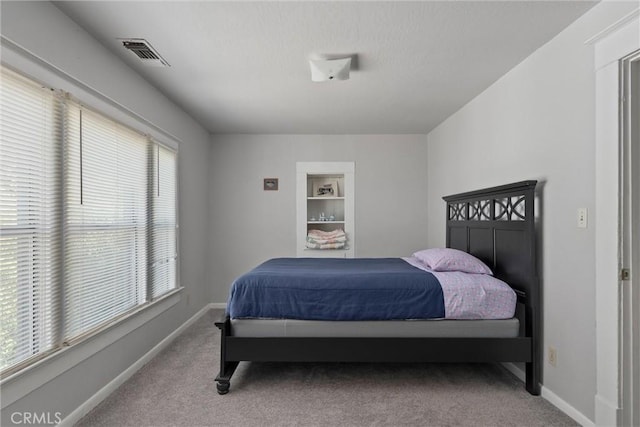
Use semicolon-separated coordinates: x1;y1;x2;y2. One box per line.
412;248;493;275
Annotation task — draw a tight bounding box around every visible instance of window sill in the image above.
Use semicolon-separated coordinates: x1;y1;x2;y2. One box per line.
0;287;183;409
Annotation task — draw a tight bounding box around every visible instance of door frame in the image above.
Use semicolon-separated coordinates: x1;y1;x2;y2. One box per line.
620;51;640;427
590;8;639;426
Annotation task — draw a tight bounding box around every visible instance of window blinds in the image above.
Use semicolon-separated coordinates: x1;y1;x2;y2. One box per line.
0;68;63;371
150;145;177;298
0;66;178;374
63;103;149;340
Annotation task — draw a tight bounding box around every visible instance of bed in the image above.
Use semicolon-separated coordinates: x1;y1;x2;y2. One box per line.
214;180;540;395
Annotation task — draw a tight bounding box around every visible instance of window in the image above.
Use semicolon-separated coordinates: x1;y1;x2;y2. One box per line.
63;103;150;339
0;66;178;375
150;145;178;299
0;68;63;372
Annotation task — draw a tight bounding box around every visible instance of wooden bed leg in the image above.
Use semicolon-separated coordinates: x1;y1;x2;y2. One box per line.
216;381;230;395
215;314;238;395
215;361;239;395
525;299;541;395
525;362;540;395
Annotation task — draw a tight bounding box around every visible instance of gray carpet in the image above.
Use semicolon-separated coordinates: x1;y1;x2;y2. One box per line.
77;310;578;426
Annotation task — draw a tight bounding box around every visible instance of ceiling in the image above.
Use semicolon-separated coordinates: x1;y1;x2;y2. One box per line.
53;1;598;135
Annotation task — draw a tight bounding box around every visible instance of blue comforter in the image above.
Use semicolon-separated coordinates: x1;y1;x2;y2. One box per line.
227;258;444;320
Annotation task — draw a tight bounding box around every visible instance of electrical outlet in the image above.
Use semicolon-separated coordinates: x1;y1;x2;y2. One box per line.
577;208;588;228
548;346;557;367
186;294;191;305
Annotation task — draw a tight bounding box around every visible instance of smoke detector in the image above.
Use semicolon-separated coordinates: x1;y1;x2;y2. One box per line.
120;38;170;67
309;57;352;82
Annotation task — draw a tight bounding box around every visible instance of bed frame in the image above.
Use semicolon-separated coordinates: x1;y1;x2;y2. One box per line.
215;180;540;395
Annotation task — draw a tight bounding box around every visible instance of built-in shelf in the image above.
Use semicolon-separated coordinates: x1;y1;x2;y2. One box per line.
296;162;355;258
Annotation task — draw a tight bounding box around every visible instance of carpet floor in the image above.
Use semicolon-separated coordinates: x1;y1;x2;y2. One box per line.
77;310;578;427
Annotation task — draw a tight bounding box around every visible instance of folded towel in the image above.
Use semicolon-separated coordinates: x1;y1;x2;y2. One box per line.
306;236;347;245
306;229;347;249
305;241;346;250
307;229;345;239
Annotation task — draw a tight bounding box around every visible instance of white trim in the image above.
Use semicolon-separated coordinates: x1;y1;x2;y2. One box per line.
595;58;623;427
592;9;640;427
619;48;640;427
501;362;525;382
0;291;182;409
587;8;640;71
595;394;622;427
210;302;227;310
585;8;640;46
542;386;595;427
58;303;214;427
501;363;593;426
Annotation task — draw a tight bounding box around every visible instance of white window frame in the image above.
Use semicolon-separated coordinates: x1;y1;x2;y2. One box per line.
0;36;182;405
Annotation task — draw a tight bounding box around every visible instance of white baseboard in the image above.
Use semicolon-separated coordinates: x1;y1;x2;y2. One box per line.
501;362;525;382
59;303;213;427
542;386;594;427
210;302;226;309
595;394;621;427
501;363;594;427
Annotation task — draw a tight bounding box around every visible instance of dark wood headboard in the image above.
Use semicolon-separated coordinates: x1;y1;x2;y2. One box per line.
443;180;540;394
443;181;538;301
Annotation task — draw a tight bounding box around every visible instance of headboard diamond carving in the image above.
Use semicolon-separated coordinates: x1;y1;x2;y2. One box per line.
469;199;491;221
494;195;526;221
449;195;527;222
448;202;467;221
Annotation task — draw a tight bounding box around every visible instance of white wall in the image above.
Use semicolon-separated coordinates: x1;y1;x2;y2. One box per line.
209;134;429;303
425;1;638;422
0;2;211;424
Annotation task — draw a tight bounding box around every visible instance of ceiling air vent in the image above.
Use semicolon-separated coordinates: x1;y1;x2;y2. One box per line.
120;38;170;67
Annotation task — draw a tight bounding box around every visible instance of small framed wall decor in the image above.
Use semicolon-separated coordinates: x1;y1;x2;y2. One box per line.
263;178;279;191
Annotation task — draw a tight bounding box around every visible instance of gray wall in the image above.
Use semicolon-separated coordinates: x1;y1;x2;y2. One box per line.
425;2;638;421
0;2;211;424
209;134;429;303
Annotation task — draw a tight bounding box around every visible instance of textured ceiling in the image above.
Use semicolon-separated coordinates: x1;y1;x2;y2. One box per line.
53;1;597;134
